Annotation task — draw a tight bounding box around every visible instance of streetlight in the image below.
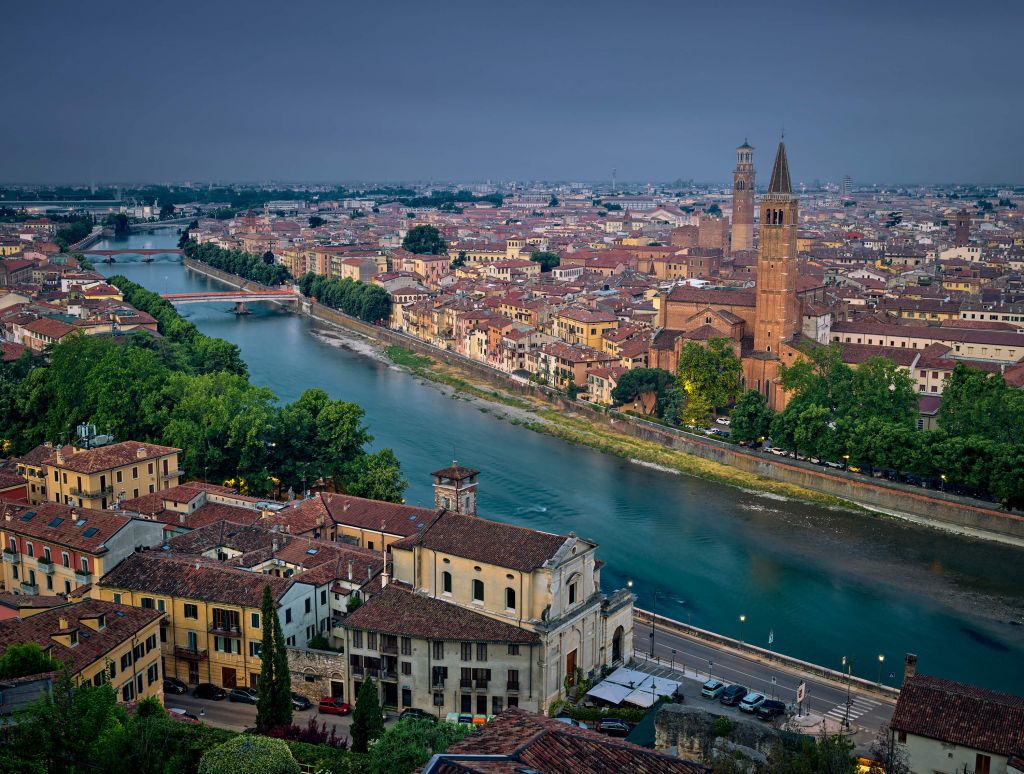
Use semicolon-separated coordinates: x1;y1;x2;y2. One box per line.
841;656;853;730
650;590;664;658
877;654;885;685
739;614;746;643
940;474;947;492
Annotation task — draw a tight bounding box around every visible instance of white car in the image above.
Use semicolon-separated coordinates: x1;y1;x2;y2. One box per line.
701;679;726;699
715;417;731;426
739;692;766;713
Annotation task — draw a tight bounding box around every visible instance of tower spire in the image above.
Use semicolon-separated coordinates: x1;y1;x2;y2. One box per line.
767;139;792;195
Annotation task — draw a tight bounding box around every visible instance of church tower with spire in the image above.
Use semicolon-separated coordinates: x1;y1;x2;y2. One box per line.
730;141;755;254
744;139;801;406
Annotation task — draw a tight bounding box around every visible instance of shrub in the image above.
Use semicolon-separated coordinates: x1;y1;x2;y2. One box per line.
198;734;300;774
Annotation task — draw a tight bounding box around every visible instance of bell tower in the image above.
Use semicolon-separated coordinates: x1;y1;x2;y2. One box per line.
432;463;479;516
753;139;800;355
731;141;755;254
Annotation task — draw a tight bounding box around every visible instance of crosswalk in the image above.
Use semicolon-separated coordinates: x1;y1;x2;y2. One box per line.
823;695;881;724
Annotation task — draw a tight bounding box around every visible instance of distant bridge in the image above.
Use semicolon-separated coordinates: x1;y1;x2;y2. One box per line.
83;248;184;257
160;290;299;313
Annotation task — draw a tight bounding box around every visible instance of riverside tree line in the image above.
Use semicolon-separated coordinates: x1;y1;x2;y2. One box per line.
0;276;407;502
609;337;1024;509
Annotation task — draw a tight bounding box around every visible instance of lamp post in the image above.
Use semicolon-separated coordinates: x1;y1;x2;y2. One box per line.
841;656;853;730
739;614;746;643
877;654;885;685
650;590;663;658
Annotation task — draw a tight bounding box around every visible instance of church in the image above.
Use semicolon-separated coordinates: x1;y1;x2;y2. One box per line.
650;140;807;411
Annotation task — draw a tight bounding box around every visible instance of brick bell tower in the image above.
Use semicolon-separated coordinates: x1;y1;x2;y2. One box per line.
745;139;800;407
730;141;755;254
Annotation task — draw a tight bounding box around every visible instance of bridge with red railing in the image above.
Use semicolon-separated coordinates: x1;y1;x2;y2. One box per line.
159;290;300;308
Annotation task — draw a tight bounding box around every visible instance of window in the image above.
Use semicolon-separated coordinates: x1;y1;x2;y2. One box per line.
401;637;412;656
61;552;70;568
508;644;520;656
432;641;444;660
461;642;472;661
148;462;153;475
568;578;578;606
476;643;488;662
43;546;51;562
132;466;138;480
366;632;377;650
184;603;198;619
213;636;241;654
352;630;363;649
442;571;452;594
320;590;327;605
304;598;311;614
116;470;122;483
472;579;484;603
145;634;157;652
507;668;519;689
122;681;135;702
156;599;165;613
121;652;133;671
249;642;262;657
508;695;519;708
492;696;503;714
285;608;292;624
401;661;412;676
140;597;154;609
251;612;260;629
26;542;33;558
505;587;516;610
147;662;159;685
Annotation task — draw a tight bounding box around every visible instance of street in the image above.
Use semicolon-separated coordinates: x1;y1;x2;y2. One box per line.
634;616;896;748
164;693;357;736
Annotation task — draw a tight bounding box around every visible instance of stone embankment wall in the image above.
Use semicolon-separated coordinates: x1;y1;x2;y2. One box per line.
182;258;1024;543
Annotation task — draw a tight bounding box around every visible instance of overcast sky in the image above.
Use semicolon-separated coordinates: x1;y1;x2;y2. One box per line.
2;0;1022;185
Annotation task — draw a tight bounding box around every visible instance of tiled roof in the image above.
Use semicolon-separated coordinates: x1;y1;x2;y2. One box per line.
666;286;756;307
891;674;1024;755
344;583;538;644
99;551;297;608
0;497;135;554
393;510;568;572
426;706;706;773
0;598;162;675
276;492;435;537
47;441;180;474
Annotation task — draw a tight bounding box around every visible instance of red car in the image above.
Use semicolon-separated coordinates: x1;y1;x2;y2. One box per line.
318;697;351;715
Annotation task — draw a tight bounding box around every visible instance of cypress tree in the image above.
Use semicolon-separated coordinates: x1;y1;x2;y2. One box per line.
271;600;292;728
256;585;276;731
351;677;384;753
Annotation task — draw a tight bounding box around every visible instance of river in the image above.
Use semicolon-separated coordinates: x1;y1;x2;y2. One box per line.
92;229;1024;692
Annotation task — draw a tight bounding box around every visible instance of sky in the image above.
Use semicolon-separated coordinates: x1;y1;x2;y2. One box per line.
2;0;1023;185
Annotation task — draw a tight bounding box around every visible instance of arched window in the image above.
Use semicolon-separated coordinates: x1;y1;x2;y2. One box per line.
505;587;516;610
442;571;452;594
472;579;484;602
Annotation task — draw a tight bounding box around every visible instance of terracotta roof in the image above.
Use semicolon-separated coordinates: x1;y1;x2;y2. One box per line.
393;510;568;572
0;598;162;676
47;441;180;475
666;286;755;307
274;492;435;537
344;583;538;644
99;551;298;607
0;497;137;554
426;706;706;773
432;465;479;480
891;674;1024;756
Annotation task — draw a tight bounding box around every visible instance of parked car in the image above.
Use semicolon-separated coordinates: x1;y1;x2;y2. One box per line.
193;683;226;700
719;684;748;706
847;465;862;474
715;417;731;426
291;693;313;711
824;460;843;469
738;692;766;713
229;687;259;704
318;697;351;715
595;718;631;737
756;699;787;721
163;677;188;695
770;447;789;456
399;708;436;722
168;707;200;721
701;679;726;699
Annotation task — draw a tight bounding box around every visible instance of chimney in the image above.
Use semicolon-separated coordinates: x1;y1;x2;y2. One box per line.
136;447;147;459
272;538;279;553
903;653;918;684
55;446;65;465
347;560;353;582
58;616;68;630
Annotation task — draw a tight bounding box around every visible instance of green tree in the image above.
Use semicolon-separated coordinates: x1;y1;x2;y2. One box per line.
198;734;300;774
368;718;470;774
729;390;774;444
529;250;560;272
96;698;193;774
402;225;447;255
677;338;742;416
308;215;325;228
256;585;292;731
0;642;62;679
450;251;467;270
159;202;176;219
610;367;675;412
344;448;408;503
549;195;559;207
351;677;384;753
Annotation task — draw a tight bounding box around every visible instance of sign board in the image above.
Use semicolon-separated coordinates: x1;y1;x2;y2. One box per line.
796;682;806;703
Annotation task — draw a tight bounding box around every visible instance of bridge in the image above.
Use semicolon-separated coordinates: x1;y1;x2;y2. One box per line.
160;290;299;314
83;248;184;257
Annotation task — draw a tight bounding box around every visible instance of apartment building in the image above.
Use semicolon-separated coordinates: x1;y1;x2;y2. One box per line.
43;441;183;509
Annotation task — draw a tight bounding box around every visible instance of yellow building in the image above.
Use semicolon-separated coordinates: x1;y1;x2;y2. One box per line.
0;499;164;598
551;308;619;349
97;551;318;691
0;598;164;706
44;441;182;509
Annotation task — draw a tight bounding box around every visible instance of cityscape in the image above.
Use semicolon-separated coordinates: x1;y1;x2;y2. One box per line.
1;2;1023;773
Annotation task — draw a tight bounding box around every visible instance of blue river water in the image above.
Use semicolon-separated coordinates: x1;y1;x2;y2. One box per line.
93;229;1024;692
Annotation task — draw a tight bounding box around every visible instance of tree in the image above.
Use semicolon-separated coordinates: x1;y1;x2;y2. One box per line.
549;195;559;207
159;202;175;219
308;215;325;229
677;338;742;416
868;724;909;774
256;584;292;731
450;251;467;270
351;677;384;753
344;449;408;503
529;250;560;272
402;225;447;255
610;367;675;413
730;390;774;444
0;642;62;679
368;718;470;774
198;735;300;774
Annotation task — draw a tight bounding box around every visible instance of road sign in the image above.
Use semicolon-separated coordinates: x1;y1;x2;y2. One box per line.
672;648;677;656
768;629;774;645
796;682;806;703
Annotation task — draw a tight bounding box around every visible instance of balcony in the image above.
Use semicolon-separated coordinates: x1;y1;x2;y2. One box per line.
20;582;38;595
506;681;520;692
209;624;242;637
380;669;397;681
380;641;398;655
2;549;18;564
162;469;183;481
474;679;489;690
459;678;472;689
351;664;365;677
68;484;113;499
173;646;208;661
431;681;446;692
36;557;55;574
74;570;91;584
